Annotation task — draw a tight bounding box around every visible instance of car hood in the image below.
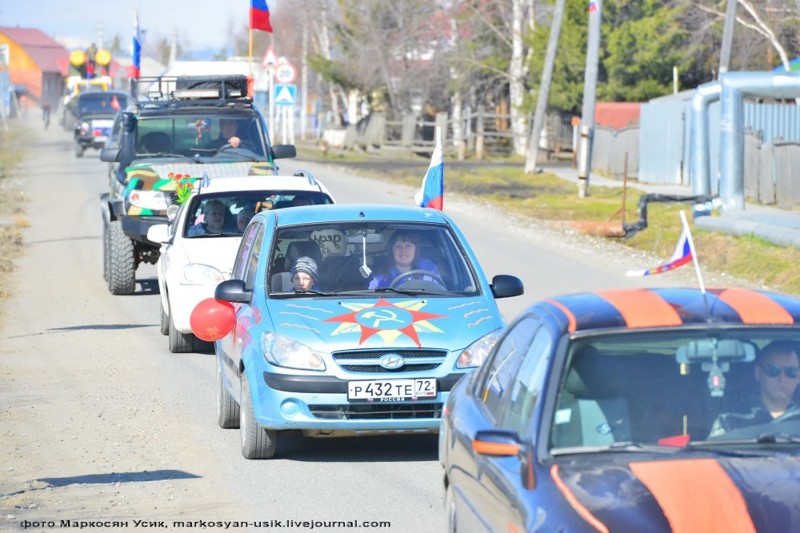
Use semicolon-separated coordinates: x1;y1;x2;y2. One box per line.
124;161;275;217
553;454;800;532
179;237;242;275
265;295;504;353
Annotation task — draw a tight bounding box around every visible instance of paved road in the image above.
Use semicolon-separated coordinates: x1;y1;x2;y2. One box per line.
1;121;732;532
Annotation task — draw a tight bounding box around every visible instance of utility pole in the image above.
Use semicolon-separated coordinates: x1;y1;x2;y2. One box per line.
577;0;602;198
718;0;737;75
524;0;566;174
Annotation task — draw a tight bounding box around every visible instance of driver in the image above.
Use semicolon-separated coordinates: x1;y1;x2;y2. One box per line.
368;230;442;289
708;340;800;437
207;118;241;149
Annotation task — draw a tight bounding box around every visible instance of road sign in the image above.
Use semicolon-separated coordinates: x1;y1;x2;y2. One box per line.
262;47;277;68
274;84;296;106
274;62;297;84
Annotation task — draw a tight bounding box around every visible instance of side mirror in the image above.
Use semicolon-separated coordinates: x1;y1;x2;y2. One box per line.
146;224;170;244
100;147;119;162
215;279;252;303
472;429;524;457
490;275;524;299
272;144;297;160
167;204;180;222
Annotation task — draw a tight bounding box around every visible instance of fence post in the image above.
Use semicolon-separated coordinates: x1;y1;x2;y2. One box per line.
401;113;416;147
476;105;485;160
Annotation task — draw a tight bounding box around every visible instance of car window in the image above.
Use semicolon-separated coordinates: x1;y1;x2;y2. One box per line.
243;226;265;290
136;114;267;159
478;316;540;422
267;222;479;295
232;223;261;281
500;325;554;435
548;329;800;452
183;191;334;239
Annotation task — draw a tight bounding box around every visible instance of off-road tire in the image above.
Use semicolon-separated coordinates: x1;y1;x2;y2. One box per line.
107;220;136;295
168;314;194;353
217;357;239;429
75;144;84;158
102;222;110;282
240;374;277;459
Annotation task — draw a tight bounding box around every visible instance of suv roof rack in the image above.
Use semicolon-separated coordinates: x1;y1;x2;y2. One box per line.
135;75;252;107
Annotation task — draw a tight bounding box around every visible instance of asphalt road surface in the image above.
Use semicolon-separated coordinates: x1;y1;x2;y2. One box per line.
1;121;722;533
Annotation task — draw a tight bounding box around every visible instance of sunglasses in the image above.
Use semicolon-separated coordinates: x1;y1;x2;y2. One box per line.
759;364;800;379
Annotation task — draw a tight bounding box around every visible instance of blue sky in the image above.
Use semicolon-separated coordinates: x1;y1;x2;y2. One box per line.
0;0;273;54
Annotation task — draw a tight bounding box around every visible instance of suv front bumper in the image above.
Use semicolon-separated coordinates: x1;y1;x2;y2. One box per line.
121;215;168;246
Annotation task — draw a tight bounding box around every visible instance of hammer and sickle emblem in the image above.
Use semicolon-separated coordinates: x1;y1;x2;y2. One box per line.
360;310;403;328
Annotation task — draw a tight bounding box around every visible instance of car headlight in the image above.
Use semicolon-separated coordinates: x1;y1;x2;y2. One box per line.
181;263;224;285
79;121;90;134
261;332;326;371
129;190;169;210
457;330;502;369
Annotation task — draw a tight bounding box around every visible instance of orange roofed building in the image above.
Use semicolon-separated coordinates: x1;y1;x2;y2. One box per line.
0;26;69;110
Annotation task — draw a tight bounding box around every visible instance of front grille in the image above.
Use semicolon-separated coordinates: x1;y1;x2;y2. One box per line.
332;349;447;374
310;403;443;420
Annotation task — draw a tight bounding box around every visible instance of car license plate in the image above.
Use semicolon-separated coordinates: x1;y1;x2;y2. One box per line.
347;378;437;401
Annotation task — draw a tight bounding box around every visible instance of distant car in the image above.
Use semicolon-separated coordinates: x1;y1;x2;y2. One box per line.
147;173;335;353
207;204;524;459
439;287;800;532
63;90;128;157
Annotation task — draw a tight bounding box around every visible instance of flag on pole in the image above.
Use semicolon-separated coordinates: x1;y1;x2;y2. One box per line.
250;0;273;33
626;211;705;292
626;218;693;276
415;132;444;210
588;0;599;13
131;10;142;79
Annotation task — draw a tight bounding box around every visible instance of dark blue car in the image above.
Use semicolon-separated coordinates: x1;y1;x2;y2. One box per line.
439;287;800;532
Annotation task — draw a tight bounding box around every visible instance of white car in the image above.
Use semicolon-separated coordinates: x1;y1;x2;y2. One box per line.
147;173;335;353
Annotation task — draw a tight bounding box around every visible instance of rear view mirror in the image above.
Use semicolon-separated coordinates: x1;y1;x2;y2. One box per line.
676;339;756;364
215;279;252;303
271;144;296;160
100;147;119;162
490;275;524;299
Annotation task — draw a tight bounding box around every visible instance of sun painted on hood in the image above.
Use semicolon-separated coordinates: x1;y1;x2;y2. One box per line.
324;299;446;347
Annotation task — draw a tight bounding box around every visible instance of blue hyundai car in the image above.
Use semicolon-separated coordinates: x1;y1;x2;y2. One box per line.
209;204;524;459
439;287;800;532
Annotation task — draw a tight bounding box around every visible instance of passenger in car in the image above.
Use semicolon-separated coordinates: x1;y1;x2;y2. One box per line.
188;200;228;236
236;209;255;233
291;256;320;291
206;119;241;149
708;340;800;437
368;230;442;289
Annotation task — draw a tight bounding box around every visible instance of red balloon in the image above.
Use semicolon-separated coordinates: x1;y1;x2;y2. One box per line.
190;298;235;341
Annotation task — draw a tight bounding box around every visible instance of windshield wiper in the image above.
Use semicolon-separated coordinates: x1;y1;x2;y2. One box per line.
690;433;800;448
551;442;678;455
374;287;431;296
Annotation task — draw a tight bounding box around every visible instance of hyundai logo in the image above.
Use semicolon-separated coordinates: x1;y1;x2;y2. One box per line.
378;354;406;370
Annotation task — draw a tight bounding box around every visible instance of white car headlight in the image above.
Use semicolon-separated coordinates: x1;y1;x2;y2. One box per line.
129;190;169;210
261;332;326;371
181;263;224;285
457;330;502;369
80;122;90;134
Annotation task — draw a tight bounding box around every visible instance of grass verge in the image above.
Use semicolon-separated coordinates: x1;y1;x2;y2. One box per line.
298;142;800;296
0;122;31;305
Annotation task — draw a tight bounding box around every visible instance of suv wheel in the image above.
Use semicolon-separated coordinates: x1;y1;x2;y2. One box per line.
240;374;277;459
75;144;84;158
107;220;136;295
102;222;110;282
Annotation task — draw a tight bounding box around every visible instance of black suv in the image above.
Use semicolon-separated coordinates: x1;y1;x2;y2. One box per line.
99;75;296;295
63;90;128;157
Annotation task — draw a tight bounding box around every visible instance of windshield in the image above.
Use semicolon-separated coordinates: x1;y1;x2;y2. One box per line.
135;114;268;161
183;191;333;238
79;93;126;115
267;222;479;296
550;328;800;452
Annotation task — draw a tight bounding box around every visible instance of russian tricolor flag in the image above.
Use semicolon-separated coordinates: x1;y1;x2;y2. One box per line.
627;224;693;277
589;0;599;13
415;134;444;210
131;10;141;79
250;0;273;33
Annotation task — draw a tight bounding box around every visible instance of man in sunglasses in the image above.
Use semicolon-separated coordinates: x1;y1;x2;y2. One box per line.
709;340;800;438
